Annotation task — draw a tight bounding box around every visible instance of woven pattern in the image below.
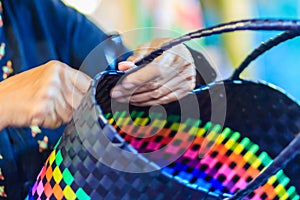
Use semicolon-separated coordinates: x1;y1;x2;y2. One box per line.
27;71;300;199
104;79;300;189
27;85;230;200
105;110;299;199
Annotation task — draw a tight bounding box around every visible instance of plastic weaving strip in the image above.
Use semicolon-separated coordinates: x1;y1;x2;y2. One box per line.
105;110;299;199
27;18;300;198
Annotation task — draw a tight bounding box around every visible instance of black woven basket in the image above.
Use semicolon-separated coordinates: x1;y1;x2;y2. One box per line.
27;19;300;200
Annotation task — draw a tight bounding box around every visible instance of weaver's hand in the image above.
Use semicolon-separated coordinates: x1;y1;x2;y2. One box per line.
111;38;196;106
0;60;91;130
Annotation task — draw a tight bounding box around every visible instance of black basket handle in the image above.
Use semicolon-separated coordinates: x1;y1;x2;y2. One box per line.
130;19;300;199
129;19;300;75
231;30;300;80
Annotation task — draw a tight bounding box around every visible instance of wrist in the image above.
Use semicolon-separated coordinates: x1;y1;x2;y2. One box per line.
0;102;5;129
0;81;11;129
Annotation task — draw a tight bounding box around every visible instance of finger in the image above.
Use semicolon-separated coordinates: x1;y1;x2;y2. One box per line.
131;62;192;94
110;74;159;99
152;51;188;78
111;46;190;99
128;79;161;94
42;100;64;129
60;69;84;109
118;61;136;71
63;82;86;109
129;73;191;103
116;70;194;104
30;101;58;128
111;78;161;99
112;65;162;95
48;61;91;94
118;51;176;89
44;102;58;128
111;62;192;99
157;51;177;66
42;112;63;129
111;66;189;98
70;87;86;109
54;91;73;123
111;62;162;99
64;69;91;108
123;63;161;87
69;69;92;93
131;88;188;106
31;118;45;128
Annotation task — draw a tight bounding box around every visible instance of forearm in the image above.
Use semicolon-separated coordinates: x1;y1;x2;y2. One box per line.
0;60;92;130
0;80;12;129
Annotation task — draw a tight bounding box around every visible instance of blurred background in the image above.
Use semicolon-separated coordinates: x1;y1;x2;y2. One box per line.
62;0;300;100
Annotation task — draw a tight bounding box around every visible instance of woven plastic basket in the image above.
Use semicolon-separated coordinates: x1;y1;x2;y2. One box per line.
27;19;300;200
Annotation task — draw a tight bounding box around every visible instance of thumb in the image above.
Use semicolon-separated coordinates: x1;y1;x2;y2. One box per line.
121;51;175;89
118;61;136;71
121;62;161;89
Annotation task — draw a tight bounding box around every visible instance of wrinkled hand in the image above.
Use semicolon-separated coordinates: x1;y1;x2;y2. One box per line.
0;60;92;130
111;38;196;106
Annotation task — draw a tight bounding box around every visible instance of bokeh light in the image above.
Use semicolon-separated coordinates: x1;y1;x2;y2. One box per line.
62;0;101;14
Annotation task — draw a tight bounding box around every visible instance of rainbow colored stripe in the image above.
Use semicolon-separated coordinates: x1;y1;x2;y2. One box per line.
106;111;299;199
28;110;299;199
27;149;91;200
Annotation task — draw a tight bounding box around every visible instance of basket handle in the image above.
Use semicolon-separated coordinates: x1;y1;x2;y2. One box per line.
231;30;300;80
128;19;300;76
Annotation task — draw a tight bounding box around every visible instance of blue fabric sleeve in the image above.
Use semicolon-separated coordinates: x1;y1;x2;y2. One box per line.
4;0;130;75
0;1;131;199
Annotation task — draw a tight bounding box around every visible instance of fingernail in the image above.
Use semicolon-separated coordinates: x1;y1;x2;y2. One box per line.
117;98;128;103
119;61;135;66
122;82;135;89
118;61;135;70
111;90;123;98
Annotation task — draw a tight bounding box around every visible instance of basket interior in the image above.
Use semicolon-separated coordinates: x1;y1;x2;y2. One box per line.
98;79;300;199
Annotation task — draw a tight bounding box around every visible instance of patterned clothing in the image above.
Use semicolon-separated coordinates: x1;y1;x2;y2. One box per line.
0;1;213;199
0;0;128;199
